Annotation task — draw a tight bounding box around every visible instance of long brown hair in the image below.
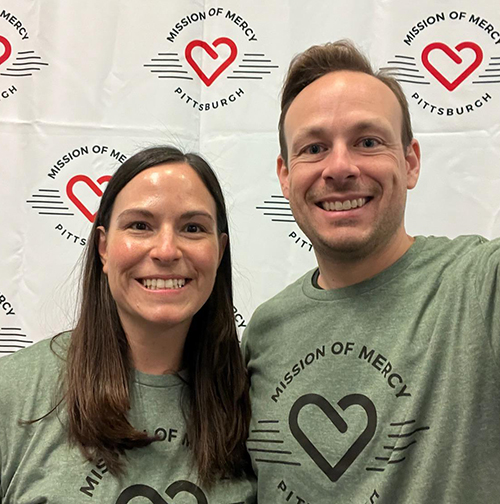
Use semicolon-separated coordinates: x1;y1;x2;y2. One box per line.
60;146;251;484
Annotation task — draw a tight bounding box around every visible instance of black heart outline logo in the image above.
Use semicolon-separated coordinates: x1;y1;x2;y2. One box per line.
116;484;167;504
115;481;207;504
289;393;377;482
165;480;208;504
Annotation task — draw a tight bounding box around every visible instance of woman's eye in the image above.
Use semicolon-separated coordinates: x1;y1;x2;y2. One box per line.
185;223;202;233
130;222;148;231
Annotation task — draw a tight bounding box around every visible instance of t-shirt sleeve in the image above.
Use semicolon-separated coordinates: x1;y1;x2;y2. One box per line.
474;238;500;363
0;359;10;503
240;328;250;366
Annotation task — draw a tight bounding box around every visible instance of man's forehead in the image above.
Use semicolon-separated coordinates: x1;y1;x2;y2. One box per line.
284;70;402;137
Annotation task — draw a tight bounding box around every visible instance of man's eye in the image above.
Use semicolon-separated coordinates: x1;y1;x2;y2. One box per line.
360;138;380;148
306;144;323;154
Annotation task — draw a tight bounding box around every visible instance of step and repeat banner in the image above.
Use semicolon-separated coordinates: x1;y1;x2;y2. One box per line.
1;0;499;355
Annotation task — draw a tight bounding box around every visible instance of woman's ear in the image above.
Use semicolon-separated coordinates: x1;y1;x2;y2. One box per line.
97;226;108;273
218;233;228;265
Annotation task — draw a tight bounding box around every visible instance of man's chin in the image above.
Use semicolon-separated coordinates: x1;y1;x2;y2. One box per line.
312;232;376;260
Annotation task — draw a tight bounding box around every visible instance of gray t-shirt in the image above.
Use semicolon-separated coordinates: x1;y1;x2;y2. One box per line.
243;235;500;503
0;334;256;503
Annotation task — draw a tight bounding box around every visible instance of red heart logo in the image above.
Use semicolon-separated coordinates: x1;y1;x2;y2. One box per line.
0;35;12;66
421;41;483;91
66;174;111;223
185;37;237;87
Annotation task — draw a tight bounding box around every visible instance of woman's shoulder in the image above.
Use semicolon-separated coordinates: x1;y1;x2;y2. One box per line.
0;332;69;415
0;332;69;375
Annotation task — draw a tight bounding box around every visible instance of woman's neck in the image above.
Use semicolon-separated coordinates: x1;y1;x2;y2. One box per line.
121;319;190;375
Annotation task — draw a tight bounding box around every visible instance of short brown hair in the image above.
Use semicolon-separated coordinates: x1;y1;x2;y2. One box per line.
278;40;413;164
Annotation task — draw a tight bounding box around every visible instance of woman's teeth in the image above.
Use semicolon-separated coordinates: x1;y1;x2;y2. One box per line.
142;278;186;290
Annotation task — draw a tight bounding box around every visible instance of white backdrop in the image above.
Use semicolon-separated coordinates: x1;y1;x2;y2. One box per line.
1;0;499;355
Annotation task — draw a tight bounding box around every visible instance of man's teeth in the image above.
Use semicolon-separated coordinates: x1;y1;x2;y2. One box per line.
142;278;186;290
322;198;367;211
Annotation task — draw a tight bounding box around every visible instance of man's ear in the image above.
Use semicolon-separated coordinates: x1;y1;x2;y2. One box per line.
277;155;290;199
405;139;421;190
97;226;108;273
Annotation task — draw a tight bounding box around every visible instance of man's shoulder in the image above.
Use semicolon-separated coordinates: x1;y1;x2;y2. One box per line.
419;234;499;269
253;270;312;314
422;234;487;252
243;270;313;339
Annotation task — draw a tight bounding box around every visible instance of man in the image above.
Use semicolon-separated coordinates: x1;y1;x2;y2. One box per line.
242;40;500;503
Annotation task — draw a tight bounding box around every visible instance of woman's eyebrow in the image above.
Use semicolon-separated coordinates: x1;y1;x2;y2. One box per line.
180;210;215;222
116;208;155;221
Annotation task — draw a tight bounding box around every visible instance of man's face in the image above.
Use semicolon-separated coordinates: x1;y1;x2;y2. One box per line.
278;70;420;261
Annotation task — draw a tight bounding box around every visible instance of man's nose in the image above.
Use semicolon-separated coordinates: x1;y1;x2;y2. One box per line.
321;143;360;182
150;228;182;262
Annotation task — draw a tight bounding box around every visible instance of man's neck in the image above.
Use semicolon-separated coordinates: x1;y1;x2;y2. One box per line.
316;233;415;290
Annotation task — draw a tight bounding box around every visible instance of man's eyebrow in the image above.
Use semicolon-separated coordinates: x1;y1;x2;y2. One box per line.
350;120;391;135
290;126;329;152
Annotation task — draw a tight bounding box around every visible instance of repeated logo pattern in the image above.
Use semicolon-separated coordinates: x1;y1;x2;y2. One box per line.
384;10;500;116
143;7;278;111
0;10;48;103
25;145;125;248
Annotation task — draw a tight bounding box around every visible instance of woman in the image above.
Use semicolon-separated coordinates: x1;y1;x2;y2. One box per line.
0;146;255;502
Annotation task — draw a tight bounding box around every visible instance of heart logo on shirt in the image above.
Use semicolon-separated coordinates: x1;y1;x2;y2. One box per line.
116;481;208;504
289;393;377;482
116;484;167;504
165;480;208;504
0;35;12;66
421;41;483;91
66;174;111;222
185;37;238;86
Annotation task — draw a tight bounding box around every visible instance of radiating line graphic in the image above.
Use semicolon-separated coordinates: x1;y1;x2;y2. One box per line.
248;418;300;466
473;56;500;84
1;49;49;77
390;420;415;426
257;195;295;223
26;188;74;216
382;54;431;85
0;327;32;354
254;458;301;466
247;448;292;454
144;52;194;80
387;426;429;438
367;420;428;472
247;438;284;444
384;440;417;451
227;52;279;80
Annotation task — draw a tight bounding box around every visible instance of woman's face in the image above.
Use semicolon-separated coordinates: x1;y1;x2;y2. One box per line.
98;162;226;337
